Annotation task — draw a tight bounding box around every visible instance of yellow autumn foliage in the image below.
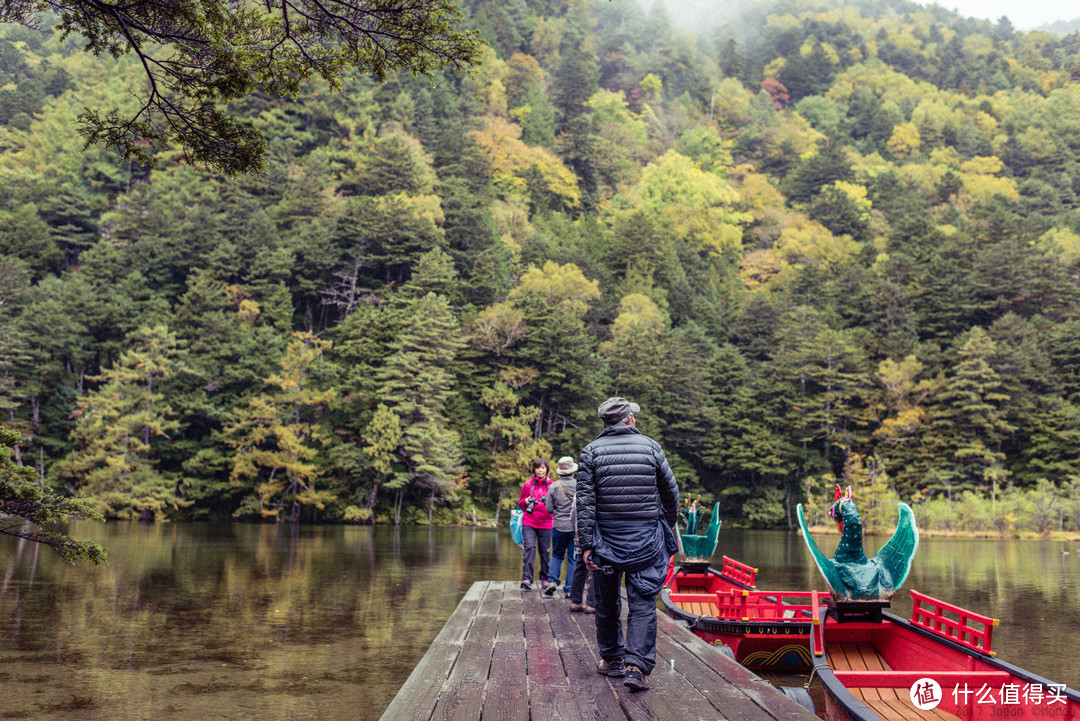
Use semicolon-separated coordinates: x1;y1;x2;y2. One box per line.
469;116;581;209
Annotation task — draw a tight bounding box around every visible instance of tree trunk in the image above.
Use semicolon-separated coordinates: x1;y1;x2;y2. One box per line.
290;476;301;523
494;488;504;525
428;489;434;524
145;370;153;447
784;478;793;531
394;488;403;525
366;478;380;513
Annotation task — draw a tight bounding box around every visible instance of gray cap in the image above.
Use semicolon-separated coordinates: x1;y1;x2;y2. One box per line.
597;397;640;424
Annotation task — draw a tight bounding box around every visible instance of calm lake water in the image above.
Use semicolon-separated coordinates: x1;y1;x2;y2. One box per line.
0;522;1076;720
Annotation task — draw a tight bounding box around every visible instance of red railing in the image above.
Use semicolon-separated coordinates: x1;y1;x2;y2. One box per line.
711;589;829;621
720;555;758;588
909;590;998;656
811;590;826;657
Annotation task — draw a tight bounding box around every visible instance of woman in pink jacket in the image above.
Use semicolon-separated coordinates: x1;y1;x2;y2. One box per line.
518;458;554;590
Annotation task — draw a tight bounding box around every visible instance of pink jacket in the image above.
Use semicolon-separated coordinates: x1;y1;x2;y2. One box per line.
518;476;554;529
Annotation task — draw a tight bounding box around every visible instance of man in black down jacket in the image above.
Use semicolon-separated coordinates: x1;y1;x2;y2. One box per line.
577;397;679;692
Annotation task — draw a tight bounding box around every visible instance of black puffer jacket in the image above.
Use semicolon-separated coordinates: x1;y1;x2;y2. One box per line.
575;423;679;549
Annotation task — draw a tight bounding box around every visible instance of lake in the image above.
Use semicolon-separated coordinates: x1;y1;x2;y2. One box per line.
0;522;1076;720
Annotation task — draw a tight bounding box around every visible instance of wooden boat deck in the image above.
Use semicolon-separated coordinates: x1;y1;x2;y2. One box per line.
827;642;961;721
380;580;820;720
683;600;721;617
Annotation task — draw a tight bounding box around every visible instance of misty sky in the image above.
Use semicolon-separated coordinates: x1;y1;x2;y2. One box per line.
935;0;1077;29
656;0;1078;33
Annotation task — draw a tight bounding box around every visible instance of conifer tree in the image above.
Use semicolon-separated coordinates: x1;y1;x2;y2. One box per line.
478;372;550;524
0;427;106;564
226;332;336;522
54;325;191;520
925;327;1017;507
358;403;404;521
371;292;465;523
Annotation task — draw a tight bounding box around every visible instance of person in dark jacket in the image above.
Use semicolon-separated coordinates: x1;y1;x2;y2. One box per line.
577;397;679;692
568;483;597;612
542;456;577;596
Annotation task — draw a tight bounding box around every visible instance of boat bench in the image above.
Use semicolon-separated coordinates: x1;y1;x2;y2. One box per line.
833;670;1013;687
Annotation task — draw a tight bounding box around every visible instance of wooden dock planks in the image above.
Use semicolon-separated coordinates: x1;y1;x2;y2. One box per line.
380;580;821;721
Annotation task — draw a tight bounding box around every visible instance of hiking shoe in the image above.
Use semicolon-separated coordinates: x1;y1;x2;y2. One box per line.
624;665;648;691
542;581;558;596
583;605;596;614
597;658;625;677
568;602;584;612
520;580;532;590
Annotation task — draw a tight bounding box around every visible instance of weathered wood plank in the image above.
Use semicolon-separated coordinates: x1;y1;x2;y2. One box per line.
497;584;523;642
656;611;817;721
546;598;628;721
653;631;776;721
522;592;565;686
478;581;505;617
379;581;487;721
528;681;593;721
433;613;499;721
482;639;528;721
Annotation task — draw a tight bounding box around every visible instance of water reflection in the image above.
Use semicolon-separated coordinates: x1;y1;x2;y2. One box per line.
0;524;1075;720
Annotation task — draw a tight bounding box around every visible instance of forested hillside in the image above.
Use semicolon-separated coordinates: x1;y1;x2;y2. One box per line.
4;0;1080;533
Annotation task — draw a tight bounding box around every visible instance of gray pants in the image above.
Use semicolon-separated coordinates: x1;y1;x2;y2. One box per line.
521;526;551;584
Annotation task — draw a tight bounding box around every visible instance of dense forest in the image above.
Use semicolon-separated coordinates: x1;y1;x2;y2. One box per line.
4;0;1080;534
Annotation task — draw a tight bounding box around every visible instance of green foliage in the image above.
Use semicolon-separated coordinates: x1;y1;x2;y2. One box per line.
0;427;106;564
13;0;1080;529
53;326;192;520
225;332;336;522
2;0;482;174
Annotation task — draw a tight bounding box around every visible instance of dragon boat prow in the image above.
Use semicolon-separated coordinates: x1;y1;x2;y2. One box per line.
796;492;919;603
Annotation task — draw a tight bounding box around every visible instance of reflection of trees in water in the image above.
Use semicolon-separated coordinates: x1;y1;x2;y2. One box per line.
4;525;1073;715
0;524;521;719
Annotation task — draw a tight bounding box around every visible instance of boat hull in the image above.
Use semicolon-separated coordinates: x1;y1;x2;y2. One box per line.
815;611;1080;721
661;564;821;670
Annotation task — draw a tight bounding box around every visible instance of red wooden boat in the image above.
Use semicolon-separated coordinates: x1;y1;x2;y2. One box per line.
808;590;1080;721
661;558;830;670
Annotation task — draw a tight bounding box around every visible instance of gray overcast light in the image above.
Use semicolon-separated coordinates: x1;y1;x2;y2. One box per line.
655;0;1078;32
933;0;1078;29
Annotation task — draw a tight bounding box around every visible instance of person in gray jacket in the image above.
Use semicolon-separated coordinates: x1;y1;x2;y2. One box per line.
543;456;578;596
577;397;679;692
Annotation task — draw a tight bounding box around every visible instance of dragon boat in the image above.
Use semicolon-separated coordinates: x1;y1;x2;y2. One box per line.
661;500;827;670
798;487;1080;721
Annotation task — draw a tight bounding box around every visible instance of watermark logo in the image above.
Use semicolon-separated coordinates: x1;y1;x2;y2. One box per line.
911;678;943;710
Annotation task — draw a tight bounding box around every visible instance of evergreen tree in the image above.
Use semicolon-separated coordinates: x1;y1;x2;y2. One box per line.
226;332;336;522
54;326;192;520
0;427;107;564
924;327;1016;507
372;292;466;523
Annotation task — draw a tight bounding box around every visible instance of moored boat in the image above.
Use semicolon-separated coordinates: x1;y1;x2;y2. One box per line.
661;559;830;670
797;488;1080;720
809;589;1080;721
663;499;834;670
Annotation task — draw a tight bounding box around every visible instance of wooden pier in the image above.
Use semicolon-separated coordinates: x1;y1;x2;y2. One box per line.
380;580;819;721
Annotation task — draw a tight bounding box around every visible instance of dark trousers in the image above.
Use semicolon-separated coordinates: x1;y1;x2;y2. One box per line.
521;526;551;584
592;569;658;675
568;547;596;606
550;529;575;592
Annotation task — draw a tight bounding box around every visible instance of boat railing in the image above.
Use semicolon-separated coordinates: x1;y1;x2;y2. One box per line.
719;555;757;588
811;590;826;657
909;590;998;656
672;589;831;621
